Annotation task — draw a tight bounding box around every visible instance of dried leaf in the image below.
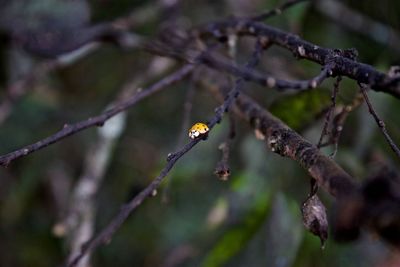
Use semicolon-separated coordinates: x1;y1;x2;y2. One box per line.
301;194;328;248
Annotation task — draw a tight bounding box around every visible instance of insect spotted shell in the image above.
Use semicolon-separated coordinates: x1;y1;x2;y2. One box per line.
188;122;210;139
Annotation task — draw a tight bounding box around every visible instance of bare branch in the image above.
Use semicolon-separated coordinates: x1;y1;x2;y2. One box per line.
0;65;194;167
319;92;364;157
317;76;341;149
194;19;400;98
315;0;400;54
322;93;364;157
234;92;358;198
197;50;333;91
67;38;265;267
203;72;400;247
250;0;309;21
359;83;400;159
65;112;127;267
67;137;201;267
162;75;196;203
214;115;235;181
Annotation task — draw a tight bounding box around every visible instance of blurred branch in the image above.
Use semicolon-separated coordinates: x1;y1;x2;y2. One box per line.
67;136;201;267
250;0;309;21
207;82;358;198
214;115;235;181
197;49;333;90
315;0;400;54
162;75;196;203
60;56;174;267
112;1;164;30
0;65;194;166
67;39;265;267
205;75;400;247
65;112;126;267
0;60;57;125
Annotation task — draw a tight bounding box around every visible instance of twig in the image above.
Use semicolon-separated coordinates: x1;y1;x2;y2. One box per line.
359;83;400;159
162;75;196;203
250;0;309;21
198;50;333;91
206;82;358;198
204;73;400;248
112;1;164;30
63;56;175;266
66;111;127;267
194;19;400;98
317;76;341;148
214;115;235;180
67;39;265;267
67;137;201;267
207;39;264;128
328;92;364;157
315;0;400;54
213;33;239;181
0;65;194;167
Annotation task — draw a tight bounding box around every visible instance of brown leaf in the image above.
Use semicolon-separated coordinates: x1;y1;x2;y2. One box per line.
301;194;328;248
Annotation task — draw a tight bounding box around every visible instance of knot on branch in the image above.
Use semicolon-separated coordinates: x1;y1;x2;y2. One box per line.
267;129;289;156
267;128;318;168
331;48;359;61
295;142;318;169
324;48;359;77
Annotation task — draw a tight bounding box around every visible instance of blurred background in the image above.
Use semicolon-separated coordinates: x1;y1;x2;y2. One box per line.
0;0;400;266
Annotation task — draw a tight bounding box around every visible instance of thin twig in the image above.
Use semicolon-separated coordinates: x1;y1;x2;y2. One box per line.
67;39;265;267
198;50;333;91
193;20;400;98
62;56;175;266
214;115;235;180
328;92;364;157
359;83;400;159
208;39;264;128
66;112;127;267
250;0;309;21
0;65;194;167
206;81;358;197
213;32;239;181
67;137;201;267
162;75;196;203
315;0;400;54
317;76;341;148
317;93;363;153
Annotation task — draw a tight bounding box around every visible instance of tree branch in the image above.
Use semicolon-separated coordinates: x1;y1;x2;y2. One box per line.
197;50;333;91
203;71;400;247
192;19;400;98
359;83;400;159
250;0;309;21
67;137;201;267
0;65;194;167
67;39;264;267
232;92;358;198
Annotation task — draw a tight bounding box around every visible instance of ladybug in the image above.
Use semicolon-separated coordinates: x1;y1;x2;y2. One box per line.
188;122;209;139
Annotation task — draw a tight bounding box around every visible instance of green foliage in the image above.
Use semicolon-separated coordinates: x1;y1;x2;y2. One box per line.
201;178;271;267
269;90;331;130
